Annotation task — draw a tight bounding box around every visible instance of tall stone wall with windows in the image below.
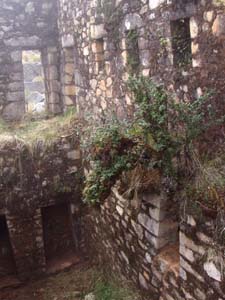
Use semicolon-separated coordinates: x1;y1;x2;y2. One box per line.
58;1;225;300
58;0;225;130
0;0;60;120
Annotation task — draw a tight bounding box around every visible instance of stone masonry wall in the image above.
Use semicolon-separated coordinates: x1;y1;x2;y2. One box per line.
0;0;60;120
57;1;225;299
58;0;225;135
0;134;83;280
86;187;225;300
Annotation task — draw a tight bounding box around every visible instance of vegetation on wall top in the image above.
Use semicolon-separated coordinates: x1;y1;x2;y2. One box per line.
83;75;225;211
0;108;77;149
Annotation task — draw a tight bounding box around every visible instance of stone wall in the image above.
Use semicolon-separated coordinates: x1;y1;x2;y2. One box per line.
85;187;225;300
0;134;83;280
0;0;60;120
58;0;225;132
57;1;225;299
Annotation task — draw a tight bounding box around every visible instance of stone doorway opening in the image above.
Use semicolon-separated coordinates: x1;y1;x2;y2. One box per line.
0;215;16;279
22;50;46;114
41;203;79;274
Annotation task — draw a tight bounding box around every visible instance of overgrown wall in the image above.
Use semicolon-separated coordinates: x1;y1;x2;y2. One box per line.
57;1;225;299
58;0;225;136
0;134;83;280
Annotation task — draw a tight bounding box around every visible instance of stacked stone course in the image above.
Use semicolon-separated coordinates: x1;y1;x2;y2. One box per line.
85;186;225;300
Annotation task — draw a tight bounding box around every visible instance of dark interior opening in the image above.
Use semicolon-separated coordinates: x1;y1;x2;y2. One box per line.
41;203;78;272
0;216;16;278
126;29;140;74
171;18;192;67
95;38;105;71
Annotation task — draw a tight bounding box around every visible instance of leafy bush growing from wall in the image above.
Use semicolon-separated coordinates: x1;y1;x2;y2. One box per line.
83;76;225;211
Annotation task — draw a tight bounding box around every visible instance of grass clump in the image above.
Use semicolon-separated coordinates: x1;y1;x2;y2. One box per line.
93;277;140;300
0;108;77;148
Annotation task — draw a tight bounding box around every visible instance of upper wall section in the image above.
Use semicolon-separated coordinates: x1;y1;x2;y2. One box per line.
0;0;59;120
58;0;225;123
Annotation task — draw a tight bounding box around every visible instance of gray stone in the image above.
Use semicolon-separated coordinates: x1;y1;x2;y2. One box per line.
203;261;222;282
90;24;107;39
2;102;25;121
11;51;22;62
62;34;74;47
84;293;95;300
149;0;165;9
139;272;149;289
67;150;81;160
7;91;24;102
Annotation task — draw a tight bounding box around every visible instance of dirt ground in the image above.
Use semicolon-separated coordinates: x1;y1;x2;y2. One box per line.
0;261;142;300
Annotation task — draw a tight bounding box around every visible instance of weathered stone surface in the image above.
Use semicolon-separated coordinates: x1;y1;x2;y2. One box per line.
85;293;95;300
2;102;25;121
203;261;222;282
90;24;107;39
149;0;165;10
212;14;225;37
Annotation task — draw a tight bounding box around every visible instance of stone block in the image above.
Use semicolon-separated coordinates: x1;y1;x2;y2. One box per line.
203;261;222;282
190;17;199;39
139;272;149;289
11;51;22;62
64;96;74;106
212;15;225;37
142;193;167;209
7;91;24;102
48;93;60;104
8;81;24;92
180;257;204;282
90;24;107;40
149;0;165;10
2;102;25;121
180;232;205;255
64;85;76;96
180;244;195;263
116;205;123;216
48;66;58;80
145;231;170;249
67;150;81;160
62;34;74;48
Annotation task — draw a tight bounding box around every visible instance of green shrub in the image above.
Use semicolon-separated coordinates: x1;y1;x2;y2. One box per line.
83;76;224;205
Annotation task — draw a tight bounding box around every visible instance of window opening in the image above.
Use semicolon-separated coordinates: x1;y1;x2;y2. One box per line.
41;203;79;273
0;215;16;278
126;29;140;74
171;18;192;67
22;50;46;114
93;38;105;72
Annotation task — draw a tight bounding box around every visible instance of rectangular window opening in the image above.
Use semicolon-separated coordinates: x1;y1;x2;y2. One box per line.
126;29;140;74
93;38;105;72
0;215;16;278
22;50;46;114
171;18;192;67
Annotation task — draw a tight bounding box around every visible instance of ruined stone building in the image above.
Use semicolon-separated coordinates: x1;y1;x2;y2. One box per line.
0;0;225;299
